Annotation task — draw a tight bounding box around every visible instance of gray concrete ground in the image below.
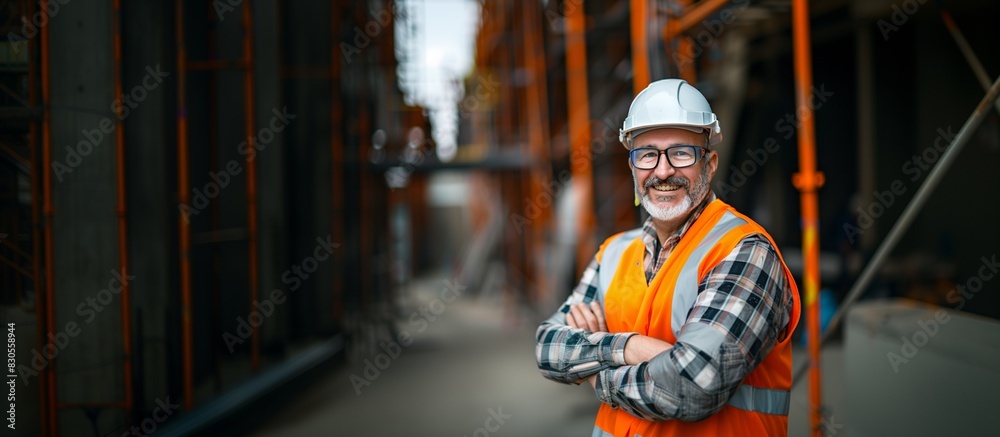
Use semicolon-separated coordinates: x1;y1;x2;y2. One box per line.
254;277;844;436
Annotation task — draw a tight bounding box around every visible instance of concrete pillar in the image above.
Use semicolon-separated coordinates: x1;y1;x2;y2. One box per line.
47;0;125;433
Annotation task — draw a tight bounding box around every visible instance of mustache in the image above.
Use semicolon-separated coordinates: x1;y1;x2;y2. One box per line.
644;176;688;189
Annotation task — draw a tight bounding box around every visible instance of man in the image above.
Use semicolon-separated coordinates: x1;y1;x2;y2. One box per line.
535;79;801;436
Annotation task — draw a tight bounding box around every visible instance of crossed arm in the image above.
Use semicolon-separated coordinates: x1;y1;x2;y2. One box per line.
563;301;672;388
534;236;793;421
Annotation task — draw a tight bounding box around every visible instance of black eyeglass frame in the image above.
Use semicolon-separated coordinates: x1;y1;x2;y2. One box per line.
628;145;711;170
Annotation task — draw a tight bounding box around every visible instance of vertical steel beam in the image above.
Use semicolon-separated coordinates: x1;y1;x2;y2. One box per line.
242;0;261;372
175;0;194;411
629;0;650;94
23;0;48;431
112;0;135;421
856;27;876;249
566;0;594;272
38;0;57;430
790;0;824;435
522;0;552;304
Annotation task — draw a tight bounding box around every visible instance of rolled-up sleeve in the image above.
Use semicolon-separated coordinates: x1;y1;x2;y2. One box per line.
592;235;794;421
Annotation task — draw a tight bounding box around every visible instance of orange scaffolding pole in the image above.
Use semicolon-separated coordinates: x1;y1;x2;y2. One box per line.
791;0;824;435
111;0;135;422
39;0;56;431
21;0;47;432
522;0;551;304
663;0;731;41
242;0;261;373
566;0;595;273
175;0;194;411
669;0;698;86
629;0;650;94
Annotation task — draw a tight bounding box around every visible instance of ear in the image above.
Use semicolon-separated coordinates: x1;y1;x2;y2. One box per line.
705;150;719;181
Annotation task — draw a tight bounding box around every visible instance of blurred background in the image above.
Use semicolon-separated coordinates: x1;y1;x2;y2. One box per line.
0;0;999;436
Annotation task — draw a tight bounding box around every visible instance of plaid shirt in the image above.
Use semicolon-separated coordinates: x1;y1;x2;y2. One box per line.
535;193;794;422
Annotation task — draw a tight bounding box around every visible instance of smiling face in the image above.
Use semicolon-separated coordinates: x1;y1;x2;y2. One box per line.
631;128;718;226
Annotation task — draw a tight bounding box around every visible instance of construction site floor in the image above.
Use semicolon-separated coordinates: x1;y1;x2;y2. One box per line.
252;276;845;437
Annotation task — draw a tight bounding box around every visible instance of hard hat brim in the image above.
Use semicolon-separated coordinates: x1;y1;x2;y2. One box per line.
619;124;719;149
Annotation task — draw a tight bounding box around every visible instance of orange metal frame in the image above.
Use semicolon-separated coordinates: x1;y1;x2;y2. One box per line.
566;0;595;274
112;0;135;421
176;0;261;409
35;3;138;428
790;0;825;435
663;0;731;41
39;2;54;432
630;0;651;93
175;0;193;410
242;1;261;373
522;0;552;305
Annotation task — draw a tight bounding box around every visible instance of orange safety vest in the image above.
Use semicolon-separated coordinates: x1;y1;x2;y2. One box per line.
592;199;801;437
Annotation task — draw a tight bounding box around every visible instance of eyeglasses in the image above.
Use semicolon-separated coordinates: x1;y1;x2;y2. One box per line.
629;145;709;170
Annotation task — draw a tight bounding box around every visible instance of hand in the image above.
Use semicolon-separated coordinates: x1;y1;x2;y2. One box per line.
587;374;597;389
623;335;673;365
566;301;607;333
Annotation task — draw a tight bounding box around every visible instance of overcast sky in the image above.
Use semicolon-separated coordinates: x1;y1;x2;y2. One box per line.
396;0;481;161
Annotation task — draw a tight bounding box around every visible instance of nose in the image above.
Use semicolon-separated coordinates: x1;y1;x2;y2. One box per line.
653;152;676;179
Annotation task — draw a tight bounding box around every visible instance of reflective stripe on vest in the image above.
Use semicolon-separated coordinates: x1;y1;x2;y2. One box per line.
591;428;640;437
591;427;613;437
595;211;791;417
598;211;744;335
727;384;790;415
596;228;642;306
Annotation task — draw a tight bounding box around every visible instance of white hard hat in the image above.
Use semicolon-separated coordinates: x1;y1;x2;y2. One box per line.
619;78;722;149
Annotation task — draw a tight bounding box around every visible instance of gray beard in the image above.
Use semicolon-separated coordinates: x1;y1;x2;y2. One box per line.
635;165;711;222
